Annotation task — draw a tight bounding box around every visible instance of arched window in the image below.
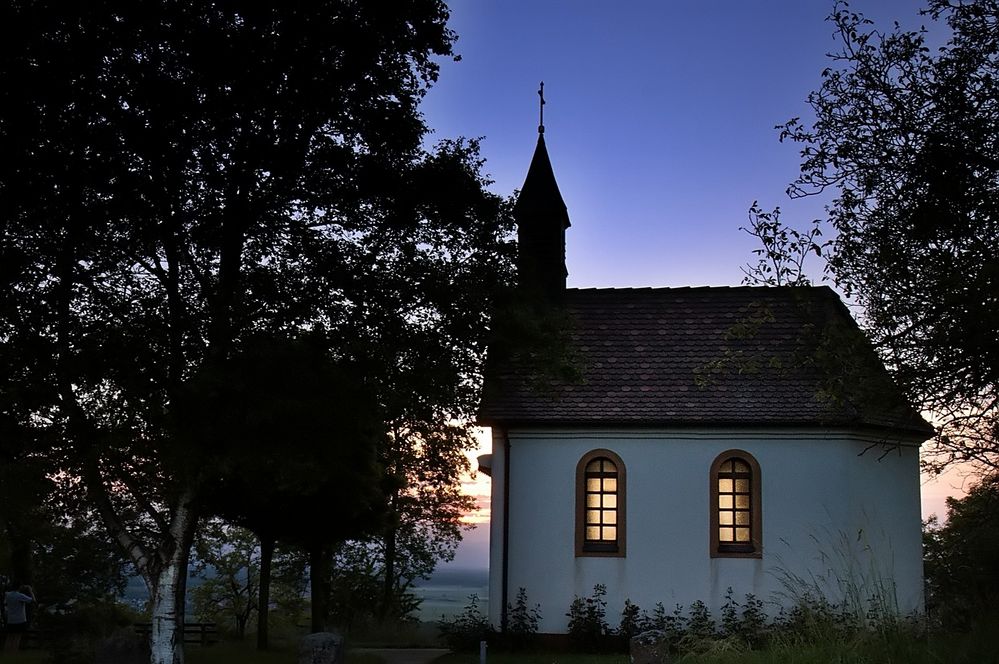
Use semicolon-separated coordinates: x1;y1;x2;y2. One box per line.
710;450;762;558
576;449;626;557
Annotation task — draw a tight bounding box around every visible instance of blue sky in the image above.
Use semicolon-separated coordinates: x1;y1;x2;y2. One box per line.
418;1;967;571
421;0;931;288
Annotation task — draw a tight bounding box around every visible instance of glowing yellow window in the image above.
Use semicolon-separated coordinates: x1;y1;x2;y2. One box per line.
716;458;753;550
583;457;618;550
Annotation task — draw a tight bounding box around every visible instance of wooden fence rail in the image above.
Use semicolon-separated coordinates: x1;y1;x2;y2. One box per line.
133;622;219;646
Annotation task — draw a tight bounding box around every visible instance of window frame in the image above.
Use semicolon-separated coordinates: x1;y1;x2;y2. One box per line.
575;449;626;557
709;449;762;559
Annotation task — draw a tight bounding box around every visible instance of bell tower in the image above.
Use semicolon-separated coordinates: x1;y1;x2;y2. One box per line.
515;82;570;300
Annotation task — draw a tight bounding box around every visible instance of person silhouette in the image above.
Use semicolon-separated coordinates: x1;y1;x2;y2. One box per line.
3;585;34;652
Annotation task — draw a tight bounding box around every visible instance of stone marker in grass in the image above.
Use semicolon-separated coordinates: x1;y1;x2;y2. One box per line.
299;632;344;664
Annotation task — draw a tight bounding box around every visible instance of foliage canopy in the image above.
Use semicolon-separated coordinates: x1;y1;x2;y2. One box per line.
923;474;999;628
778;0;999;471
1;1;513;659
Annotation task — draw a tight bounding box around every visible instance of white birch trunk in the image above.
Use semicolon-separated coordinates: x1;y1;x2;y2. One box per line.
148;498;195;664
149;564;182;664
77;410;199;664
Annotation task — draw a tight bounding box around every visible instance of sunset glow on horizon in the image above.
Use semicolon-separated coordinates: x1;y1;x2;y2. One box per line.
458;428;492;527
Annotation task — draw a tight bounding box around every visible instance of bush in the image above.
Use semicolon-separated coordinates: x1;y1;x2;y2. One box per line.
566;584;610;652
618;598;642;642
437;594;493;651
738;593;768;648
557;584;939;659
770;594;859;646
505;587;541;650
44;600;145;664
646;601;687;650
720;588;768;648
685;599;716;642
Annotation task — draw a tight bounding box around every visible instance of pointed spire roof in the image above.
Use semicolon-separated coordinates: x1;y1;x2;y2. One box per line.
514;134;570;229
515;83;570;299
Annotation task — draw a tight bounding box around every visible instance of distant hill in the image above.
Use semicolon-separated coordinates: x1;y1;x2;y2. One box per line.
120;565;489;621
416;567;487;589
412;567;489;621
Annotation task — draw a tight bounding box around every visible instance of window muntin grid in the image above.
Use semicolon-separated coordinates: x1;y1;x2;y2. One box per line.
717;458;752;549
583;457;618;548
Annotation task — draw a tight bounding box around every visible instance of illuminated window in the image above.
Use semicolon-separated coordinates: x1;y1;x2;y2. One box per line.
576;449;625;557
710;450;761;558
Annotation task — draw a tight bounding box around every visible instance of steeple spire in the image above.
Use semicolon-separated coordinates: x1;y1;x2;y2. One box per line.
516;84;569;300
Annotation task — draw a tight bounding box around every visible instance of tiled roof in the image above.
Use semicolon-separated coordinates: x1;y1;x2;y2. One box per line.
478;286;933;437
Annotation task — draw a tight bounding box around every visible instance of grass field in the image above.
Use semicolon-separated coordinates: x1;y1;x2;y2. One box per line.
2;635;994;664
185;641;389;664
2;618;994;664
0;642;389;664
435;621;997;664
185;642;301;664
434;654;626;664
0;652;48;664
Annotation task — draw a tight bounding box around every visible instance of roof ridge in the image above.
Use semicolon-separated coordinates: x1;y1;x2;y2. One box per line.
566;285;833;292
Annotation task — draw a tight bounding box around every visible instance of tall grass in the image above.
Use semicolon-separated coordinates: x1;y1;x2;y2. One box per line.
770;522;911;637
436;622;994;664
675;622;994;663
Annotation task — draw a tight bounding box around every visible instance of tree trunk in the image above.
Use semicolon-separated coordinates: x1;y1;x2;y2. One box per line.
256;535;274;650
309;543;331;633
380;521;397;621
237;558;253;640
144;492;196;664
149;523;192;664
2;519;33;586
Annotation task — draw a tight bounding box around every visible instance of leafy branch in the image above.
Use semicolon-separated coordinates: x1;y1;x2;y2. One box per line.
740;202;829;287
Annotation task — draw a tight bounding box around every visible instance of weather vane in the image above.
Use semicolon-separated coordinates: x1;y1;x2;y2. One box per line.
538;81;545;135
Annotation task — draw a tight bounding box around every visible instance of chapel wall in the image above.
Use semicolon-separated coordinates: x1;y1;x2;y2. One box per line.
499;428;923;633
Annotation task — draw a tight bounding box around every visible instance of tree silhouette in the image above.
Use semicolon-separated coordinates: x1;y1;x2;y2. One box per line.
176;335;386;636
777;0;999;472
0;3;512;661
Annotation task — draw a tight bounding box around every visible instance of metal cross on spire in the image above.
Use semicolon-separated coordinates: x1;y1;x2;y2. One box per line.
538;81;545;134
